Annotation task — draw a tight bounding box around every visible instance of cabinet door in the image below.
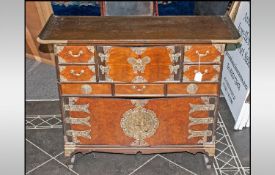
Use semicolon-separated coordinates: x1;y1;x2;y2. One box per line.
97;46;182;83
62;97;217;146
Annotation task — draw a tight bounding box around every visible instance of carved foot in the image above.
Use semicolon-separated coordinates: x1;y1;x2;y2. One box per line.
64;143;76;157
203;147;215;169
91;152;96;159
65;154;76;169
203;154;214;169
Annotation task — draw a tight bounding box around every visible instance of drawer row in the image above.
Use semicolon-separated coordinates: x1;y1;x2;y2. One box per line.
55;44;224;65
59;83;219;97
58;64;220;83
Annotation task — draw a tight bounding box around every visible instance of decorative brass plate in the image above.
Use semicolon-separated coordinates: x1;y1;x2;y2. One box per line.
120;100;159;146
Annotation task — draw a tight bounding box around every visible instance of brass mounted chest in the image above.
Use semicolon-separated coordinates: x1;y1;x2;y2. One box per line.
38;15;241;165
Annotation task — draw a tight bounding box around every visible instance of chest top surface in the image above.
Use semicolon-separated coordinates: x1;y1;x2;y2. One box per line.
38;15;241;45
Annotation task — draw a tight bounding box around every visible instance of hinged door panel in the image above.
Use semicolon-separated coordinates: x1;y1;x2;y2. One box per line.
62;97;217;146
97;46;182;83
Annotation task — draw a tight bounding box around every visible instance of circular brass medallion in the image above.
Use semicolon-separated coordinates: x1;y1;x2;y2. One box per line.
120;106;159;146
186;83;198;94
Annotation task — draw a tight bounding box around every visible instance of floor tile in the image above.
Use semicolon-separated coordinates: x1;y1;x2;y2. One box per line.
28;159;77;175
26;141;51;173
26;101;61;115
26;129;64;156
26;58;59;100
132;155;196;175
56;152;154;175
219;98;250;167
161;153;216;175
26;114;62;129
244;167;250;175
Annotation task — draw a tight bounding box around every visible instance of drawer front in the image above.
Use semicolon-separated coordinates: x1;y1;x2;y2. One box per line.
167;83;219;95
59;65;96;82
61;84;111;96
182;65;220;82
63;97;216;146
56;45;95;64
115;84;164;96
97;46;181;83
184;44;224;63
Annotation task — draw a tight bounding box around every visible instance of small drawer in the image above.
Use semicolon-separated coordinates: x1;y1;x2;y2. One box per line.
184;44;224;63
167;83;219;95
59;65;96;82
115;84;164;96
56;45;95;64
182;65;220;82
60;84;112;96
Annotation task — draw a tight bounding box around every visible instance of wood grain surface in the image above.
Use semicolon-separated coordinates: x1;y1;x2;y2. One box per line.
67;97;215;145
57;46;94;64
59;65;96;82
115;84;164;96
167;83;219;95
38;15;241;44
184;44;223;63
101;46;174;82
61;84;111;95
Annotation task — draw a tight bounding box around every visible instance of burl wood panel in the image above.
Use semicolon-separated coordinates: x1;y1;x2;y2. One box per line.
38;15;241;44
167;83;219;95
115;84;164;96
104;47;174;82
57;46;94;64
61;84;111;95
184;44;223;63
182;65;220;82
59;65;96;82
67;97;214;145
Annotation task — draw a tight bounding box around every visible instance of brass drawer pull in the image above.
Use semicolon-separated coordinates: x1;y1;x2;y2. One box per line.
70;69;85;76
194;69;208;74
81;84;92;94
68;50;83;57
195;50;209;57
131;85;146;92
186;84;198;94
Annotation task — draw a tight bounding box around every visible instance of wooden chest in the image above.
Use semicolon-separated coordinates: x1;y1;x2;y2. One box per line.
38;15;240;166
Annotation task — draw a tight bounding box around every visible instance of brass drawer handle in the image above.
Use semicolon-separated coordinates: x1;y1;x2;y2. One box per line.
195;50;209;57
186;84;198;94
70;69;85;76
194;69;208;74
81;84;92;94
68;50;83;57
131;85;146;92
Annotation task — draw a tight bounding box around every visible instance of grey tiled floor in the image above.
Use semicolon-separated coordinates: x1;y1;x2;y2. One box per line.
26;58;59;100
25;99;250;175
